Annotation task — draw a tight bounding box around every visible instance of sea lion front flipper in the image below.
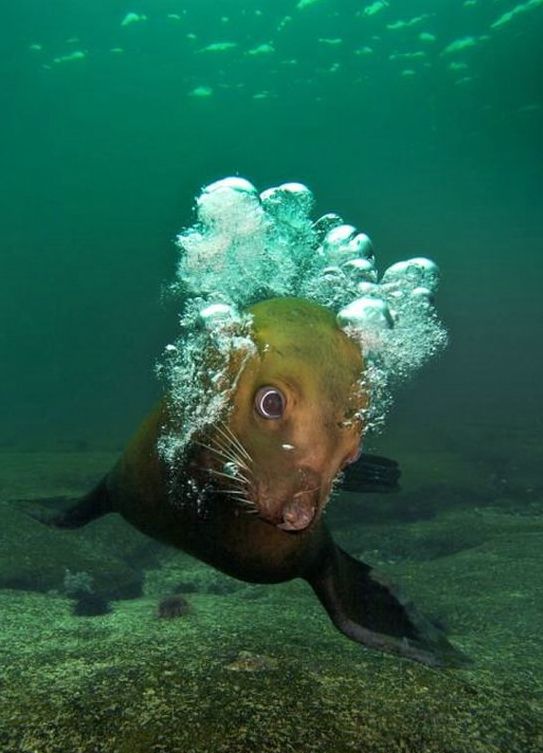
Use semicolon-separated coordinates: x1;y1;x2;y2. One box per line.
304;540;469;668
37;477;113;529
341;454;401;493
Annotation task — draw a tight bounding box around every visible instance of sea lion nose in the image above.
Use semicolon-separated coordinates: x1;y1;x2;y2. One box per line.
258;466;322;530
277;466;321;531
278;496;316;531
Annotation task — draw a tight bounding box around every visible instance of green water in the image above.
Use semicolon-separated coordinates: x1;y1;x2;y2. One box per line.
2;0;542;447
1;2;543;752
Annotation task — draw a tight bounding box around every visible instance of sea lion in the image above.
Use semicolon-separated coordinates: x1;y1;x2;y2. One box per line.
49;297;467;668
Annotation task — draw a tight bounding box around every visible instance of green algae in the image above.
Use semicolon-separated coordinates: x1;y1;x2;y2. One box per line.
1;580;541;753
1;449;542;752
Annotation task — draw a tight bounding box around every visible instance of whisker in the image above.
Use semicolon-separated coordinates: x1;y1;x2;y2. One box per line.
197;423;259;515
195;440;231;462
203;470;253;494
213;422;236;447
208;427;251;466
198;438;247;471
223;467;252;486
217;422;254;465
209;435;251;473
293;486;320;498
217;486;258;512
227;428;254;466
227;495;257;510
204;467;250;485
196;434;253;485
223;491;251;498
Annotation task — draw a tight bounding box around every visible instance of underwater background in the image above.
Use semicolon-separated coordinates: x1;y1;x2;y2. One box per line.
1;1;542;752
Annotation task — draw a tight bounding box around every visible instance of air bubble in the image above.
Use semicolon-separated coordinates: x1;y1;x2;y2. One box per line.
348;233;374;261
260;182;314;223
381;257;440;292
341;258;378;283
198;303;238;327
196;177;262;231
337;297;394;331
322;225;374;265
313;213;343;242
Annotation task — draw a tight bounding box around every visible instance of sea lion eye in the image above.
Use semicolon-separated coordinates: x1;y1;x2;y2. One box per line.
254;386;285;419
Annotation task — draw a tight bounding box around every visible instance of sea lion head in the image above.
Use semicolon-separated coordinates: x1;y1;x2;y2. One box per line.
203;297;367;532
162;177;445;531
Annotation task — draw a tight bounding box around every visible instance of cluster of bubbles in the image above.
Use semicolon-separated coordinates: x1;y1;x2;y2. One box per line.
157;300;256;470
158;176;447;463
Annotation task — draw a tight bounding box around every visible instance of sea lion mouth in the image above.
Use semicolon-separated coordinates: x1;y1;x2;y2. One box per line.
251;465;323;532
277;496;318;531
256;482;322;532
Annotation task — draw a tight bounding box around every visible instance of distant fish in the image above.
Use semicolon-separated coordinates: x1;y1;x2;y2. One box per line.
121;12;147;27
296;0;324;10
491;0;543;29
52;50;87;65
386;14;430;30
441;36;478;55
389;51;426;61
448;61;469;72
354;46;374;56
247;43;275;56
198;42;238;53
189;86;213;98
361;1;389;17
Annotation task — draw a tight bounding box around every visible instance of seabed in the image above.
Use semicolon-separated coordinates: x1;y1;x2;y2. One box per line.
1;429;542;753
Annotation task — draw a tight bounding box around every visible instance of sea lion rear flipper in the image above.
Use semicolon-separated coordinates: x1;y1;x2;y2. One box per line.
304;541;469;667
37;477;113;529
341;454;401;493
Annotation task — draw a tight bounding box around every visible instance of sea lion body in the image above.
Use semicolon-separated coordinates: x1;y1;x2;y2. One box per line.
109;298;361;582
51;298;468;667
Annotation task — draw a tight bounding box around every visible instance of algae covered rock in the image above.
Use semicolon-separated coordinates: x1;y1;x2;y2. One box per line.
0;498;144;599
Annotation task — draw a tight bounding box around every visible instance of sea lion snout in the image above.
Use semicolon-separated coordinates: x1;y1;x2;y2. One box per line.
278;494;317;531
258;465;322;531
